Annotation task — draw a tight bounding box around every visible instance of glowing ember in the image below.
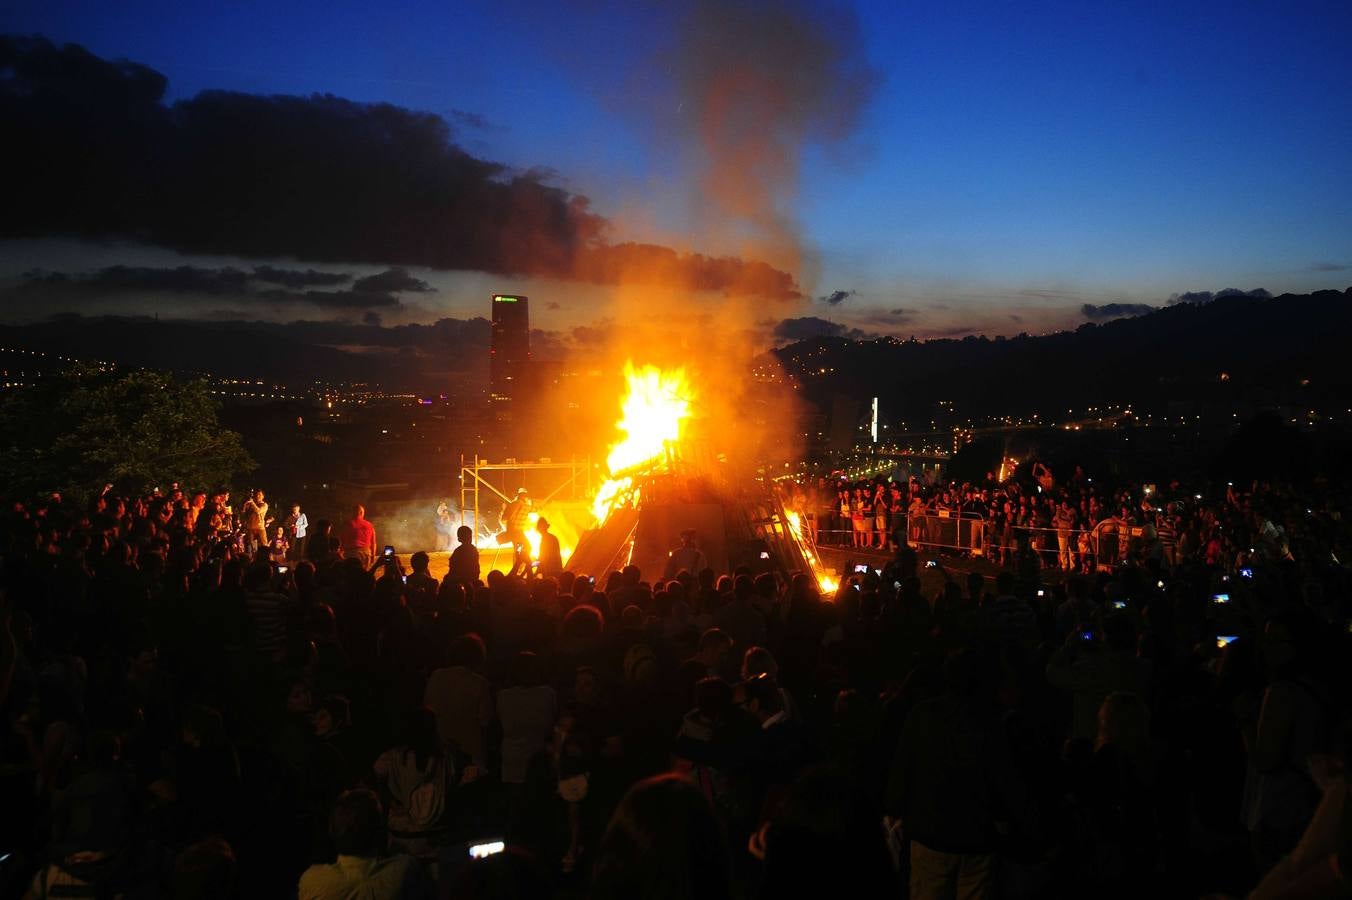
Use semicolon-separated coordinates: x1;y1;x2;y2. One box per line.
591;362;693;522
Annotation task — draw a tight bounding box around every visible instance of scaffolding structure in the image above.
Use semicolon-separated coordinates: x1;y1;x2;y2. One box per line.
458;455;592;537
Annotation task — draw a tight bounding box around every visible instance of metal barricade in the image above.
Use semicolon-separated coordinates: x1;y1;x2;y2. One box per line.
905;512;987;556
1092;519;1145;571
803;505;902;549
1005;524;1078;569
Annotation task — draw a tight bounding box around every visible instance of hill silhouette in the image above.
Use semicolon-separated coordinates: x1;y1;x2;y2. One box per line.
772;288;1352;422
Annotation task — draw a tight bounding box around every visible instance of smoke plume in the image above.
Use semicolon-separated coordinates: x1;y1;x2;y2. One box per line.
670;0;877;279
538;1;879;483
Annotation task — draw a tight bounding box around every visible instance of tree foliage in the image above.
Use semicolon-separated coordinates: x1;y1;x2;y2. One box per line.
0;367;256;501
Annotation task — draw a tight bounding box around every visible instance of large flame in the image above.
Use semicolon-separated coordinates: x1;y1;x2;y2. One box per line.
592;361;693;522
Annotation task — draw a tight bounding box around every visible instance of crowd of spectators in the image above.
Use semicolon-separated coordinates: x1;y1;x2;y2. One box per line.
1;463;1351;899
792;463;1349;578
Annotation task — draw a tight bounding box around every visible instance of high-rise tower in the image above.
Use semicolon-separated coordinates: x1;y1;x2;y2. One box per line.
490;293;530;419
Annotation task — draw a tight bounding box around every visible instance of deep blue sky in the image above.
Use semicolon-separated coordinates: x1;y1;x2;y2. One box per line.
4;0;1351;336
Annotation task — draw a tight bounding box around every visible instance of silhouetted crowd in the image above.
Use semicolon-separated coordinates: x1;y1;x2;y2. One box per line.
2;468;1352;899
794;466;1348;576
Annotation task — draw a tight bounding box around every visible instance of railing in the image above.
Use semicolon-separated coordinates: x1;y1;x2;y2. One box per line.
798;507;902;550
791;509;1143;573
906;512;987;555
1091;519;1146;571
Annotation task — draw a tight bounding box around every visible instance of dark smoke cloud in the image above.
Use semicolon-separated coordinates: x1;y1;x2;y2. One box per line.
1081;302;1156;321
1311;262;1351;272
819;289;854;306
0;35;799;301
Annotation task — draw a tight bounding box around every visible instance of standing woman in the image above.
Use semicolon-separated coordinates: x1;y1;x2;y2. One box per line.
852;488;868;550
872;484;889;550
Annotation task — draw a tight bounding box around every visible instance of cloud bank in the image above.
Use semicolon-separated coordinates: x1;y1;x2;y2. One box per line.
0;35;800;301
16;264;431;312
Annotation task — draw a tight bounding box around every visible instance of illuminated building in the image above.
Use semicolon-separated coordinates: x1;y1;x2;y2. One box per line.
490;293;530;419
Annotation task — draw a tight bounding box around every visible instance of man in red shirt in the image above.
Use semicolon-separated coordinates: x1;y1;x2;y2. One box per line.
341;504;377;569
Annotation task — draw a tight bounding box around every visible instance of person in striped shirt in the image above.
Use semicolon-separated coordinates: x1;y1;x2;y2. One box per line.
243;561;289;663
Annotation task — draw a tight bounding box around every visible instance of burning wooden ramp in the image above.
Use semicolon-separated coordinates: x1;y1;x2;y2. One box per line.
564;507;639;578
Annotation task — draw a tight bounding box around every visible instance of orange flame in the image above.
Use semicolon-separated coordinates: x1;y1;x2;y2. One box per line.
475;511;572;568
592;361;693;522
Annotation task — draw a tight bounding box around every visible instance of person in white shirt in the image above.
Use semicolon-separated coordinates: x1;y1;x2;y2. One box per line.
286;503;309;561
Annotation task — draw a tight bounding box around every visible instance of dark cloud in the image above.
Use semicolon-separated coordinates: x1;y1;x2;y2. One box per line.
274;316;490;349
1311;262;1351;272
1168;288;1270;306
20;269;72;286
78;265;251;294
361;311;382;326
1081;302;1156;321
256;288;403;310
545;301;561;311
251;265;351;288
888;307;914;318
1169;290;1214;305
13;263;424;312
819;289;854;306
352;267;433;294
1;35;799;301
772;316;848;341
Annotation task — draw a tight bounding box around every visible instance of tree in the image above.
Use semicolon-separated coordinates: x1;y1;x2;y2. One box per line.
0;367;256;501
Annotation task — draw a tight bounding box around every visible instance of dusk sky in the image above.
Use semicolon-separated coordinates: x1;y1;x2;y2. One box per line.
3;0;1350;342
